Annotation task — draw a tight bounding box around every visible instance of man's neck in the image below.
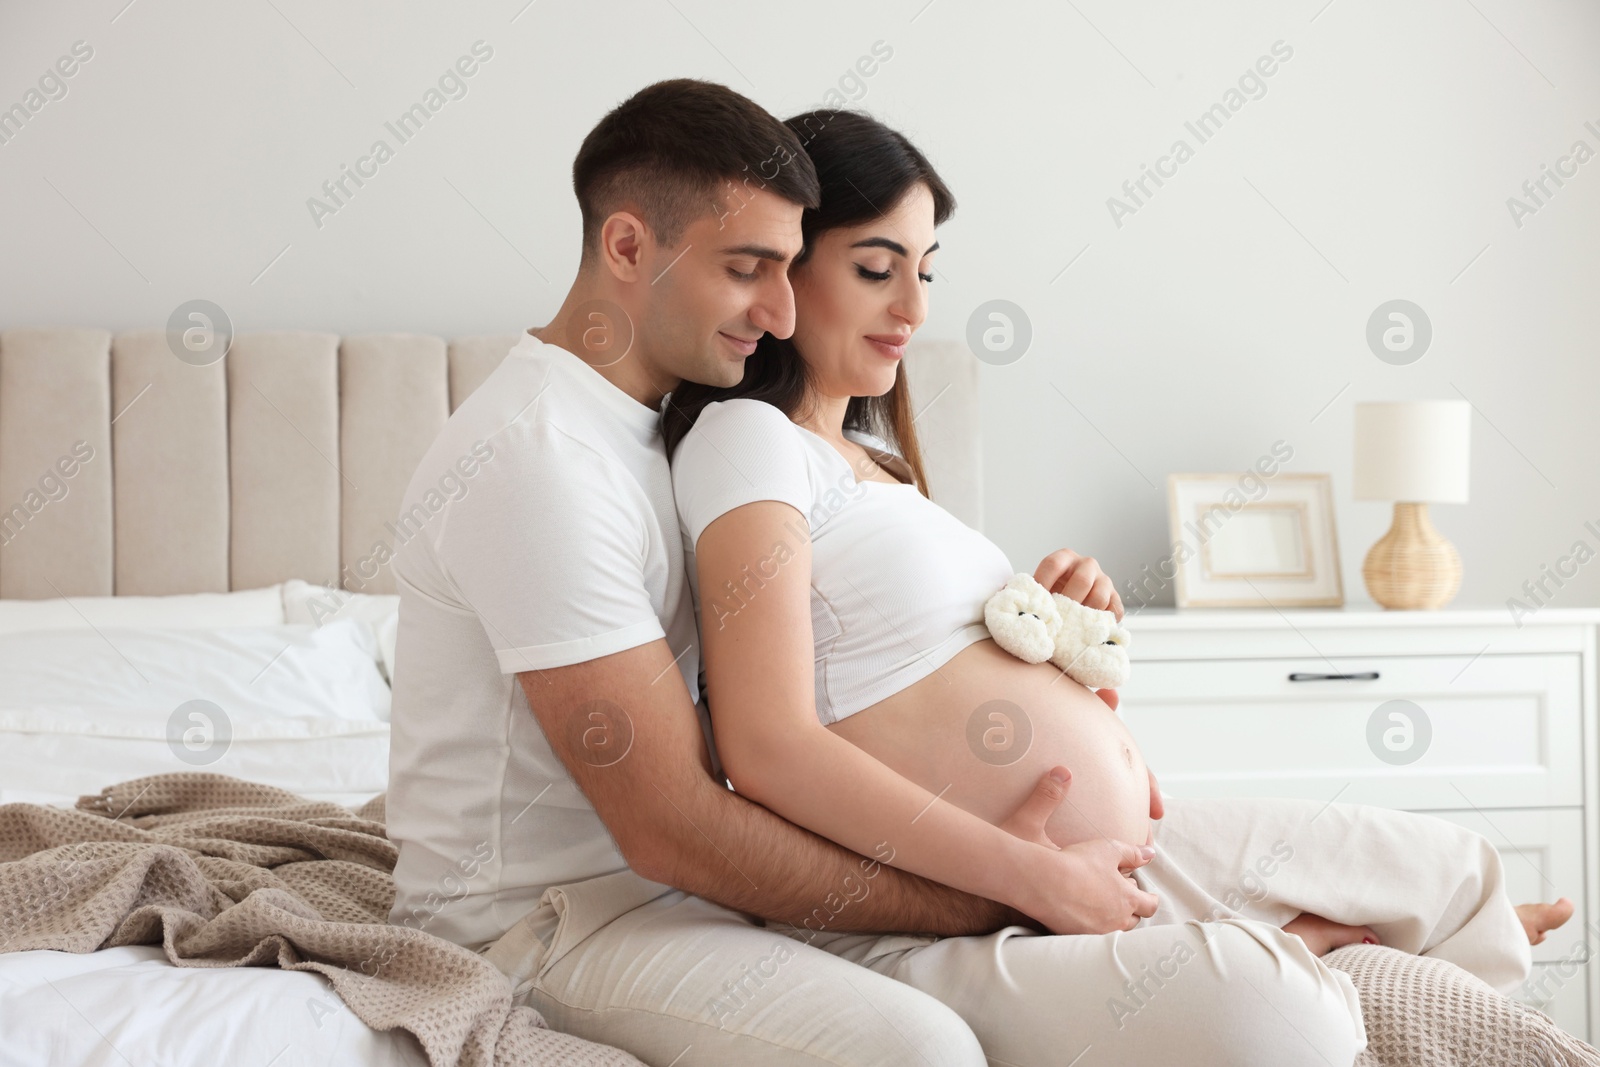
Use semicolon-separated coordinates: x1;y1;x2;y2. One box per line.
532;287;678;411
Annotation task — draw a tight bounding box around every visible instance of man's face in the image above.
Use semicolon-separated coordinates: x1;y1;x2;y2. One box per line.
636;186;805;389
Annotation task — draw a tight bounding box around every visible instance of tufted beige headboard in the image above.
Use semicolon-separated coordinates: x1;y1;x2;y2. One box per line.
0;329;982;599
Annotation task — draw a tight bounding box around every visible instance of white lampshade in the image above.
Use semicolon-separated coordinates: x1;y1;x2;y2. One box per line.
1352;401;1471;503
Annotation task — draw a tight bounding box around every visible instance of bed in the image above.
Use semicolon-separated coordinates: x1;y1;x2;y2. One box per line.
0;326;982;1066
3;327;1594;1067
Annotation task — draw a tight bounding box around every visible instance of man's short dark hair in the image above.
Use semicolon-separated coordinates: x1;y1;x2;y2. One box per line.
572;79;821;263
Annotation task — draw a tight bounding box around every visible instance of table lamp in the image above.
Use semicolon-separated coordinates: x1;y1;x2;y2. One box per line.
1352;400;1471;610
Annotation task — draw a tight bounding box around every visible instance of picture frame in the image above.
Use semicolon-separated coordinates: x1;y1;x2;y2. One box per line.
1165;472;1344;608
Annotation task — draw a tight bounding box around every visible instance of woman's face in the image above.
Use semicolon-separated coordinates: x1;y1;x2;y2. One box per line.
789;182;938;401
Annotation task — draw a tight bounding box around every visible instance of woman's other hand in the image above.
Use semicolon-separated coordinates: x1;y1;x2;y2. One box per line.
1148;767;1165;822
1034;549;1123;620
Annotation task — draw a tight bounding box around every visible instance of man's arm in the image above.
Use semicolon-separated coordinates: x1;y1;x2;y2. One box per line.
517;640;1044;937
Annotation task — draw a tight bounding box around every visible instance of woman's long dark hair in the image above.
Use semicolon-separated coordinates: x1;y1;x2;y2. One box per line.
660;109;956;496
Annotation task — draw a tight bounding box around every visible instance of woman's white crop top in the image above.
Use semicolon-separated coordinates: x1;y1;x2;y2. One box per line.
671;398;1015;725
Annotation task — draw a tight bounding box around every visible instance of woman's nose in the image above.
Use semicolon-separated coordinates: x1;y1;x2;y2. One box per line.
892;276;928;329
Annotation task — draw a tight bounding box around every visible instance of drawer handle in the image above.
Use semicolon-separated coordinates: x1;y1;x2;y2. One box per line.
1288;671;1380;682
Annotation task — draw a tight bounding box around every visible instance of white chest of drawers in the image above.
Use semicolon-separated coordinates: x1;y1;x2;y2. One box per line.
1119;606;1600;1041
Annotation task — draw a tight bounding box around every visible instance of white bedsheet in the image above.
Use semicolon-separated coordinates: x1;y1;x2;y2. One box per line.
0;946;427;1066
0;596;410;1063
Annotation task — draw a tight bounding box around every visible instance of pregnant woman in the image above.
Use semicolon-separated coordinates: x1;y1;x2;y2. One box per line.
663;108;1571;1032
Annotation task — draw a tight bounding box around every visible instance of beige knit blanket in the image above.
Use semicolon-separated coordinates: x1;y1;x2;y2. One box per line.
2;772;1595;1067
1327;943;1600;1067
0;772;641;1067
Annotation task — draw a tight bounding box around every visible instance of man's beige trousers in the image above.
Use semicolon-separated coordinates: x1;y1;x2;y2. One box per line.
482;796;1532;1067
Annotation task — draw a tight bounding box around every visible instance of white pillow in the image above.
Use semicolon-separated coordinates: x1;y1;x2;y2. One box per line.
0;622;390;800
0;584;284;636
0;621;389;723
282;579;399;681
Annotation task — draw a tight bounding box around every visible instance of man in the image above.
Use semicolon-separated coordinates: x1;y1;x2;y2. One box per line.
386;79;1369;1066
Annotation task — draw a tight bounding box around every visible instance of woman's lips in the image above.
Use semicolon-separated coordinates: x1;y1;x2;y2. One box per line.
866;335;907;360
719;332;758;356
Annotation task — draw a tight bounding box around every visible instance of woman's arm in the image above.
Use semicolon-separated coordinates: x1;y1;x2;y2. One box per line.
516;648;1064;938
696;500;1159;935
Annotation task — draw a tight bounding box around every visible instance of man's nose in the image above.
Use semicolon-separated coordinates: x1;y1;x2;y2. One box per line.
750;273;797;340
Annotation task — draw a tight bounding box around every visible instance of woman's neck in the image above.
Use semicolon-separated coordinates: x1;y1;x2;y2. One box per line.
794;390;853;444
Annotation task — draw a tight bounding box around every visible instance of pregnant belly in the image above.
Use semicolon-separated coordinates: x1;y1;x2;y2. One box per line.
826;637;1152;849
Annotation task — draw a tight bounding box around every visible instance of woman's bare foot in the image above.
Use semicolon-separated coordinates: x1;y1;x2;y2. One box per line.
1283;912;1380;957
1516;898;1574;945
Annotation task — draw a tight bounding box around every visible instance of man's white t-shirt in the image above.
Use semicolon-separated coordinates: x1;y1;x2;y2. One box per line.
386;330;699;952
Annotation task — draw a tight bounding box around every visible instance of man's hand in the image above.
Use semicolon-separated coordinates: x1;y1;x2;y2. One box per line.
1000;764;1162;850
996;765;1161;934
1034;549;1122;620
999;766;1073;848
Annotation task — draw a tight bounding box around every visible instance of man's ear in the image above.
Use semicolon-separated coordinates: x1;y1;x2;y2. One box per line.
597;211;651;283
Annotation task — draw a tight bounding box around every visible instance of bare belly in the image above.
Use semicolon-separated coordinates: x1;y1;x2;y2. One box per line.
826;637;1152;849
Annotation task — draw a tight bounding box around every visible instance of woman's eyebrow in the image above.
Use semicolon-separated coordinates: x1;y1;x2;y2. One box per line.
850;236;941;257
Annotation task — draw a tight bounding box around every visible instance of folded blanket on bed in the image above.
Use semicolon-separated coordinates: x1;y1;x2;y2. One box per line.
1326;942;1600;1066
0;772;641;1067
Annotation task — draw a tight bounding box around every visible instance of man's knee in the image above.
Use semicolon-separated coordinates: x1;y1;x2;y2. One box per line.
1164;921;1366;1067
855;991;985;1067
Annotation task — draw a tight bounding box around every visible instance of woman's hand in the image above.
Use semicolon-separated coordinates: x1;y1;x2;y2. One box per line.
1034;549;1123;620
997;766;1161;934
1148;767;1165;822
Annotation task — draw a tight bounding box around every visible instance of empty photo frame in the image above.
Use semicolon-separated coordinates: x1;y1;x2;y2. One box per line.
1166;472;1344;608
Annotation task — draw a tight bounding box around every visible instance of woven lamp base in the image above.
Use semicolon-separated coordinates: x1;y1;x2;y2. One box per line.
1362;502;1462;610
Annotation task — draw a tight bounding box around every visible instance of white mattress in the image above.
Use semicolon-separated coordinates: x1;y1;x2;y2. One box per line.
0;946;427;1066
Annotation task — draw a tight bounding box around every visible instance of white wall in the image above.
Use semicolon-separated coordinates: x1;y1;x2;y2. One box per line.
2;0;1596;612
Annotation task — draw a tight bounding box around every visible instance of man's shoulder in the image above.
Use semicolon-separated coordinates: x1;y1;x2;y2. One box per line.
417;351;621;485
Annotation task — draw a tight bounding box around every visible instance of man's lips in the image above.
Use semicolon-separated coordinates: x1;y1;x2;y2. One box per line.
866;334;908;360
719;332;758;356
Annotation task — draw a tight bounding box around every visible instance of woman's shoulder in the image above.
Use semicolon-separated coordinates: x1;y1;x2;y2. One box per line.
672;397;815;477
693;397;799;434
670;398;821;542
675;398;806;459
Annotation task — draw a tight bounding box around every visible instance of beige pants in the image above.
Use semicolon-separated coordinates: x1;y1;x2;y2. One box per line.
481;796;1532;1067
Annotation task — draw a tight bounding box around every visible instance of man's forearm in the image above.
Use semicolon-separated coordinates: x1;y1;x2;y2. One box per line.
642;772;1035;937
515;652;1038;937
